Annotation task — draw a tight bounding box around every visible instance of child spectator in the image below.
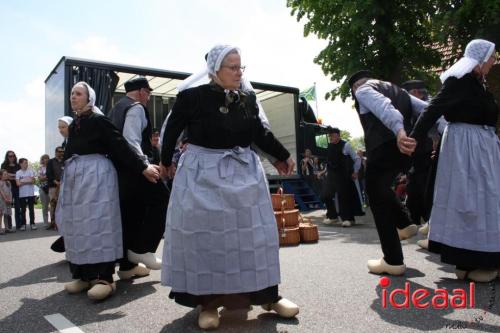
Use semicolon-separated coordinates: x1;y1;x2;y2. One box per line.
15;158;36;231
0;169;14;233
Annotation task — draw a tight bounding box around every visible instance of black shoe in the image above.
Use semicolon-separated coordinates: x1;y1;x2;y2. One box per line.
50;236;65;253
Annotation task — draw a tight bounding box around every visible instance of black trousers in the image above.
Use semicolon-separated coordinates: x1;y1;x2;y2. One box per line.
118;172;169;270
406;166;430;225
69;261;115;283
320;172;338;219
334;172;364;221
19;196;35;226
365;141;412;265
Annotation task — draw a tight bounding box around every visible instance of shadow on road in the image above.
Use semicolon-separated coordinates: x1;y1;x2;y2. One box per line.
0;260;69;290
160;307;299;333
0;225;61;243
0;279;159;333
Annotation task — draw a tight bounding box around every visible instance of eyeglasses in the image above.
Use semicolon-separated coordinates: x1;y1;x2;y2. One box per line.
56;150;64;153
8;155;15;158
221;65;246;72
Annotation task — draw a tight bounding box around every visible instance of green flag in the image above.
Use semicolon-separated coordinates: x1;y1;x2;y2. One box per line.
300;85;316;101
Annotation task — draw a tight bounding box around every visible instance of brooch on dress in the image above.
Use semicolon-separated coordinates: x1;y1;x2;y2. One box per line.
219;106;229;114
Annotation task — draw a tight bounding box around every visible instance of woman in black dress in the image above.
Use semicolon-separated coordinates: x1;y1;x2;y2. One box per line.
58;81;159;300
411;39;499;282
160;45;298;329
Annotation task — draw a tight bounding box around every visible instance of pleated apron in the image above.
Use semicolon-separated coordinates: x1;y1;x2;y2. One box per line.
161;144;281;295
56;154;123;265
429;123;500;252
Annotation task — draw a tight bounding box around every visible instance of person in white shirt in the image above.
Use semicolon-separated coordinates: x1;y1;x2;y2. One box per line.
15;158;36;231
348;70;445;276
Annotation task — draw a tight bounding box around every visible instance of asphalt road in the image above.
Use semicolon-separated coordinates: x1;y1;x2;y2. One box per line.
0;209;499;333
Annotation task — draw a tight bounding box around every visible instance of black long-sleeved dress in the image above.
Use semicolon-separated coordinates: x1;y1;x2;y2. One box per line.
161;83;289;166
160;83;290;309
411;73;500;269
62;111;148;282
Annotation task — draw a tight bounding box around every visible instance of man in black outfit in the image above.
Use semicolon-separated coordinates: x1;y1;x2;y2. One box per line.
108;77;168;280
322;127;364;227
349;70;426;275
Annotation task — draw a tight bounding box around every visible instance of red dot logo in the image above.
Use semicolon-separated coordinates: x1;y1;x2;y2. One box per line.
379;276;390;287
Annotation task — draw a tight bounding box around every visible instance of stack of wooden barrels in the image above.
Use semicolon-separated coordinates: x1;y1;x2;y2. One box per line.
271;188;319;246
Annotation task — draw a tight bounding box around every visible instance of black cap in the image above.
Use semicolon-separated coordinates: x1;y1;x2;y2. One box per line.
401;80;426;91
124;77;153;92
327;126;340;134
347;70;372;88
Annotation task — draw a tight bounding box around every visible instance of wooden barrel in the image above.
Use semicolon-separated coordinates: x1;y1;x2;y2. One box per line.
274;209;300;228
271;188;295;211
278;227;300;246
299;223;319;243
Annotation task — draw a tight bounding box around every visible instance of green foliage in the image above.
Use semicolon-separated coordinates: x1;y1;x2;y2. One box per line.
340;130;351;141
349;136;366;150
30;161;40;174
315;134;329;148
287;0;441;101
432;0;500;66
287;0;500;101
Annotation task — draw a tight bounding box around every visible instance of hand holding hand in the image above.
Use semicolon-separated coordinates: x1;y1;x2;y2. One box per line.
160;163;176;179
142;164;160;183
397;129;417;156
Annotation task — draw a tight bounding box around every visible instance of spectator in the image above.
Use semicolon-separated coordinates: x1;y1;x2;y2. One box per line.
46;147;64;230
311;156;326;196
16;158;36;231
0;169;14;233
150;128;161;164
1;151;21;230
300;148;315;191
394;174;407;203
37;154;50;226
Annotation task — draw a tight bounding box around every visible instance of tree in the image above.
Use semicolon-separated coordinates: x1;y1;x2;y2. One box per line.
349;136;366;151
433;0;500;66
287;0;441;101
340;129;352;141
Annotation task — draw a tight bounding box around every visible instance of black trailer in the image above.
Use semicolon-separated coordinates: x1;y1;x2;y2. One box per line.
44;57;327;209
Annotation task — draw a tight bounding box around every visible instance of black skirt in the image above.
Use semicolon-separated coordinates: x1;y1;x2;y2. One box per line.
428;240;500;269
169;285;280;309
68;261;115;283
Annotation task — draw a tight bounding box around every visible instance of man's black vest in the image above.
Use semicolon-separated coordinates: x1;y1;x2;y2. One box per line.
327;140;353;176
108;96;153;159
355;80;413;156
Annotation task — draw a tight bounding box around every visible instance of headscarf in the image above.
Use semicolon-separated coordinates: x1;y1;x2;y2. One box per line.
72;81;104;114
176;44;270;129
57;116;73;126
440;39;496;83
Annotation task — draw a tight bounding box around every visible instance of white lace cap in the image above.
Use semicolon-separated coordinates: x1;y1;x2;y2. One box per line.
58;116;73;126
176;44;271;129
72;81;103;114
440;39;496;83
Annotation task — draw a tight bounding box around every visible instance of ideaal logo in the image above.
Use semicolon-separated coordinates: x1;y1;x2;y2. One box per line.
379;277;475;309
